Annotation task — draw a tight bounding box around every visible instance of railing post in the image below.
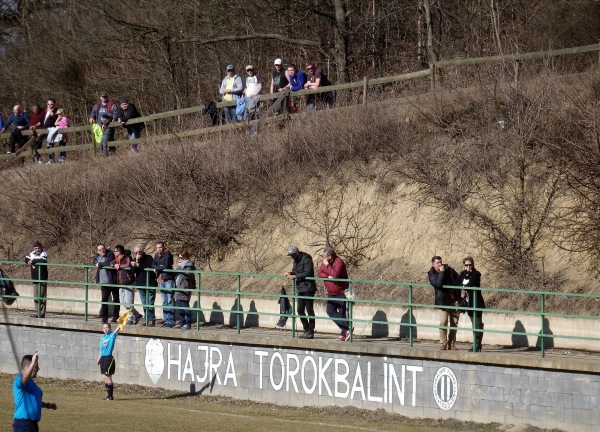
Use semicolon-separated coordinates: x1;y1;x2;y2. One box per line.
472;289;477;353
291;279;296;338
513;60;520;87
347;281;353;342
236;274;241;334
84;267;89;322
362;77;368;107
540;293;545;358
408;285;414;347
196;272;201;330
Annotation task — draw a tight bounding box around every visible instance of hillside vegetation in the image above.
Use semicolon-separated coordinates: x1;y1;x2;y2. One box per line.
1;70;599;314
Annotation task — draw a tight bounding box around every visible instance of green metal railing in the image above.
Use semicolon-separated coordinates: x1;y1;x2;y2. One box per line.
1;259;599;358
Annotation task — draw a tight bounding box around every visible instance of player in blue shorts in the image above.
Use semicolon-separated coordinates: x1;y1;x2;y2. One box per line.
97;322;121;400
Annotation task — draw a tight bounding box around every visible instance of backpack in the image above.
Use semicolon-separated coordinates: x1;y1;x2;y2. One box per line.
0;268;19;306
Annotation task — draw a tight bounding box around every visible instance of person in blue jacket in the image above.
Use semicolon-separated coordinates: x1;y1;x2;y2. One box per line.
13;353;57;432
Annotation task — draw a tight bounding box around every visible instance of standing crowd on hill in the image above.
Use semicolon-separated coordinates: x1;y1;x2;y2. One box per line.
0;59;334;158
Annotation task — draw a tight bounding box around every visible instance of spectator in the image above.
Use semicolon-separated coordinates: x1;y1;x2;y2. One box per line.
304;62;334;110
25;241;48;319
219;65;244;124
428;255;461;350
89;91;117;154
459;256;485;352
286;65;306;113
13;353;57;431
98;113;113;157
117;97;144;153
287;64;306;91
270;58;289;94
97;322;121;401
317;246;351;341
284;246;317;339
33;99;57;164
0;111;4;132
28;104;46;164
110;245;142;325
52;108;69;163
152;242;175;328
131;245;158;327
94;244;119;324
244;65;262;120
173;250;196;330
1;105;30;154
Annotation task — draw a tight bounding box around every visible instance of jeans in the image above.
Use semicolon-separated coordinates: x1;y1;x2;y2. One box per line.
160;279;175;325
138;288;156;322
119;287;142;320
439;307;460;345
176;299;191;326
326;294;349;334
48;140;66;161
297;291;315;332
128;130;141;152
223;106;236;123
100;285;120;322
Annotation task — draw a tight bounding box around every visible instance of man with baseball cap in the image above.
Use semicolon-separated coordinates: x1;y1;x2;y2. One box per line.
219;65;244;123
270;58;289;94
284;246;317;339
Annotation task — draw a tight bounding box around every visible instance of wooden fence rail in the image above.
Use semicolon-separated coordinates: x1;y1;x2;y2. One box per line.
1;42;599;162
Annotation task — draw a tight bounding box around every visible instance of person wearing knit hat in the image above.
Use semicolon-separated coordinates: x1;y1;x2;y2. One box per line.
25;241;48;318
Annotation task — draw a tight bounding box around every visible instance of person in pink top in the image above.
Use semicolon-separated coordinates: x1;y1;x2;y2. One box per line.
317;246;351;341
48;108;69;163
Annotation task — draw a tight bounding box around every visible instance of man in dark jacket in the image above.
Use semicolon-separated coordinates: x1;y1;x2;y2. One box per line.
459;256;485;352
117;97;144;152
428;255;460;350
94;244;118;324
25;241;48;318
153;242;175;328
131;245;158;326
317;246;351;341
284;246;317;339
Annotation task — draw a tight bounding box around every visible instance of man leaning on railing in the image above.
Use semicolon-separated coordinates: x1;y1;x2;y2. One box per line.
25;241;48;318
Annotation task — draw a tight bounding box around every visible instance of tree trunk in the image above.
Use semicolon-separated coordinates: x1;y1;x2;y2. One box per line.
333;0;349;83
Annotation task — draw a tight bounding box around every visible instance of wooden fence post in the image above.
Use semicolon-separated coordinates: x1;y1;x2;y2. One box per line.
514;60;520;87
362;77;368;106
429;63;436;91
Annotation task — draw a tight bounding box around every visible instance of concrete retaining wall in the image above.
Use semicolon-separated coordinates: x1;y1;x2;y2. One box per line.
0;324;597;432
4;284;599;350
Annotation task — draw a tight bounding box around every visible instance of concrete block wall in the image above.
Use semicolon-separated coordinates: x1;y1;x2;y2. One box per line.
1;324;598;431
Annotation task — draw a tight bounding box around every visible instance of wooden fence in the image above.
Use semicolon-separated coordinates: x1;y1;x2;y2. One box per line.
1;42;599;163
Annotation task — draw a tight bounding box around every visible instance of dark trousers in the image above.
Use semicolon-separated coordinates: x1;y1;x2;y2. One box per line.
9;129;28;152
297;292;315;332
467;311;484;349
32;135;46;161
13;419;39;432
32;283;47;317
327;294;349;334
100;285;120;322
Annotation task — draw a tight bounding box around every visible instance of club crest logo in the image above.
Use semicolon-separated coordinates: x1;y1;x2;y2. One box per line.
145;338;165;384
432;366;458;410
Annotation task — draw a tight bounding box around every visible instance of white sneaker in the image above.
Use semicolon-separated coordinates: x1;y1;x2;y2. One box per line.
38;160;43;165
59;157;65;163
46;160;53;164
6;151;12;154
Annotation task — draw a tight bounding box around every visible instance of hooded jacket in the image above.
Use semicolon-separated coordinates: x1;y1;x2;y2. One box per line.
174;259;196;301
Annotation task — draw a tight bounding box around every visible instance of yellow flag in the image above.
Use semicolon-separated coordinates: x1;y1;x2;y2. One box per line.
116;309;132;330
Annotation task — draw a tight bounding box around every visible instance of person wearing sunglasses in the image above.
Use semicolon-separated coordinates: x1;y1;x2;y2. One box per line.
459;257;485;352
303;62;334;110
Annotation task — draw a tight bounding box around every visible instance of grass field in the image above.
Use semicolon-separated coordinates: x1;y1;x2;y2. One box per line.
0;374;545;432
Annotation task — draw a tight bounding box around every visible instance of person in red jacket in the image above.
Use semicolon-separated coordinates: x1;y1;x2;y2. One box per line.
317;246;351;341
